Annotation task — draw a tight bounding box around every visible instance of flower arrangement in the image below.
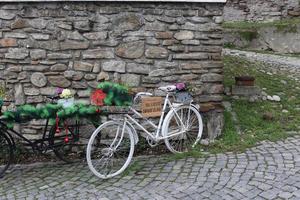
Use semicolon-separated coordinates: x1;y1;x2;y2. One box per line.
60;89;73;99
56;88;74;108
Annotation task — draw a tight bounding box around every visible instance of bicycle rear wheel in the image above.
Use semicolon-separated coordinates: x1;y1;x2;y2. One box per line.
0;132;13;177
86;121;134;179
49;117;99;163
162;105;203;153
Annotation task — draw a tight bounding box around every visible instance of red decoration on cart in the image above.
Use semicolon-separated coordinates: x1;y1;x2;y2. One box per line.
91;89;106;106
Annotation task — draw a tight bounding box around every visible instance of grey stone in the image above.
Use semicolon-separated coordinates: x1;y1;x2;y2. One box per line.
72;81;88;89
30;34;50;40
77;90;91;97
23;65;49;72
121;74;140;87
5;32;27;39
18;71;28;80
36;41;60;51
64;71;84;81
5;48;29;59
66;31;85;41
149;69;171;77
60;41;89;50
74;61;93;72
103;61;126;73
50;64;67;72
26;96;44;104
113;13;143;34
91;14;109;24
11;18;28;29
83;32;107;40
40;87;56;96
207;111;224;139
231;86;261;96
173;53;208;60
174;31;194;40
201;73;223;83
48;76;71;88
145;22;166;31
0;10;16;20
24;87;40;96
47;53;72;60
84;74;96;81
145;47;168;59
74;20;91;31
30;49;46;60
97;71;110;81
115;41;144;59
14;84;25;105
28;18;48;29
126;63;151;74
82;49;114;59
30;72;47;88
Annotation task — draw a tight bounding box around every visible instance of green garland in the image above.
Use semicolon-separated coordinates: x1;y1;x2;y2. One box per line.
1;82;133;128
1;103;100;128
97;82;132;106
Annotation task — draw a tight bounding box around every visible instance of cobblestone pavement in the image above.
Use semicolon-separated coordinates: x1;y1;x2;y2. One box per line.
1;136;300;200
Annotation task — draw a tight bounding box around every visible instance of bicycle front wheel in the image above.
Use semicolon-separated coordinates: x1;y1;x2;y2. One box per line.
0;132;13;177
86;121;135;179
162;105;203;153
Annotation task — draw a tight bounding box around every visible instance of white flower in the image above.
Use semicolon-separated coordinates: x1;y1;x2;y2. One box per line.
60;89;73;99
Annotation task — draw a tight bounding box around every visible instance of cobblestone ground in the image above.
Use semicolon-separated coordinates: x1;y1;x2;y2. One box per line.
1;136;300;200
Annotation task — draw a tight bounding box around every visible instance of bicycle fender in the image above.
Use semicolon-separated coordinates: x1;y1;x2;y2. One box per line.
126;122;139;145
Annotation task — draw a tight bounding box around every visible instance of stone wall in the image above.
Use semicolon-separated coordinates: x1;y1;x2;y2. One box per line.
224;0;300;21
0;2;225;139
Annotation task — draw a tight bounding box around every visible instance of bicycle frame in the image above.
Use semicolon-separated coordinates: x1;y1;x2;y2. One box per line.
0;118;53;152
124;93;191;142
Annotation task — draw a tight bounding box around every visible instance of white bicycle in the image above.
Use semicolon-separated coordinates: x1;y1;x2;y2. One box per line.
86;85;203;179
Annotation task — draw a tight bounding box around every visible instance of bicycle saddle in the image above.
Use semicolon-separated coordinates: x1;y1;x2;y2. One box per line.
158;85;177;92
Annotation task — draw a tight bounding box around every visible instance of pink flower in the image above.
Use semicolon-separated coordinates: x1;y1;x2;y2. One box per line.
176;83;186;91
56;87;64;95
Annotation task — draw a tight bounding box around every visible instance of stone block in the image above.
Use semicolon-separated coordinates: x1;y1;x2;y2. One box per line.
50;64;68;72
231;86;261;96
0;10;16;20
155;32;173;39
14;84;25;105
47;53;72;60
23;65;49;72
48;76;71;87
24;87;40;96
103;60;126;73
30;49;46;60
60;41;89;50
82;49;114;59
4;33;26;39
126;63;151;74
74;61;93;72
174;31;194;40
115;41;144;59
30;72;47;87
5;48;29;59
74;20;91;31
145;47;168;59
173;53;208;60
83;32;107;40
64;71;84;81
121;74;140;87
201;73;223;82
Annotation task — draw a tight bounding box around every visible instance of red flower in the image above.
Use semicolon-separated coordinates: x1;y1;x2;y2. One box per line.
91;89;106;106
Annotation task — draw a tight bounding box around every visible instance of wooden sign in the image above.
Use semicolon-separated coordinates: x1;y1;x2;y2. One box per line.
141;97;162;118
